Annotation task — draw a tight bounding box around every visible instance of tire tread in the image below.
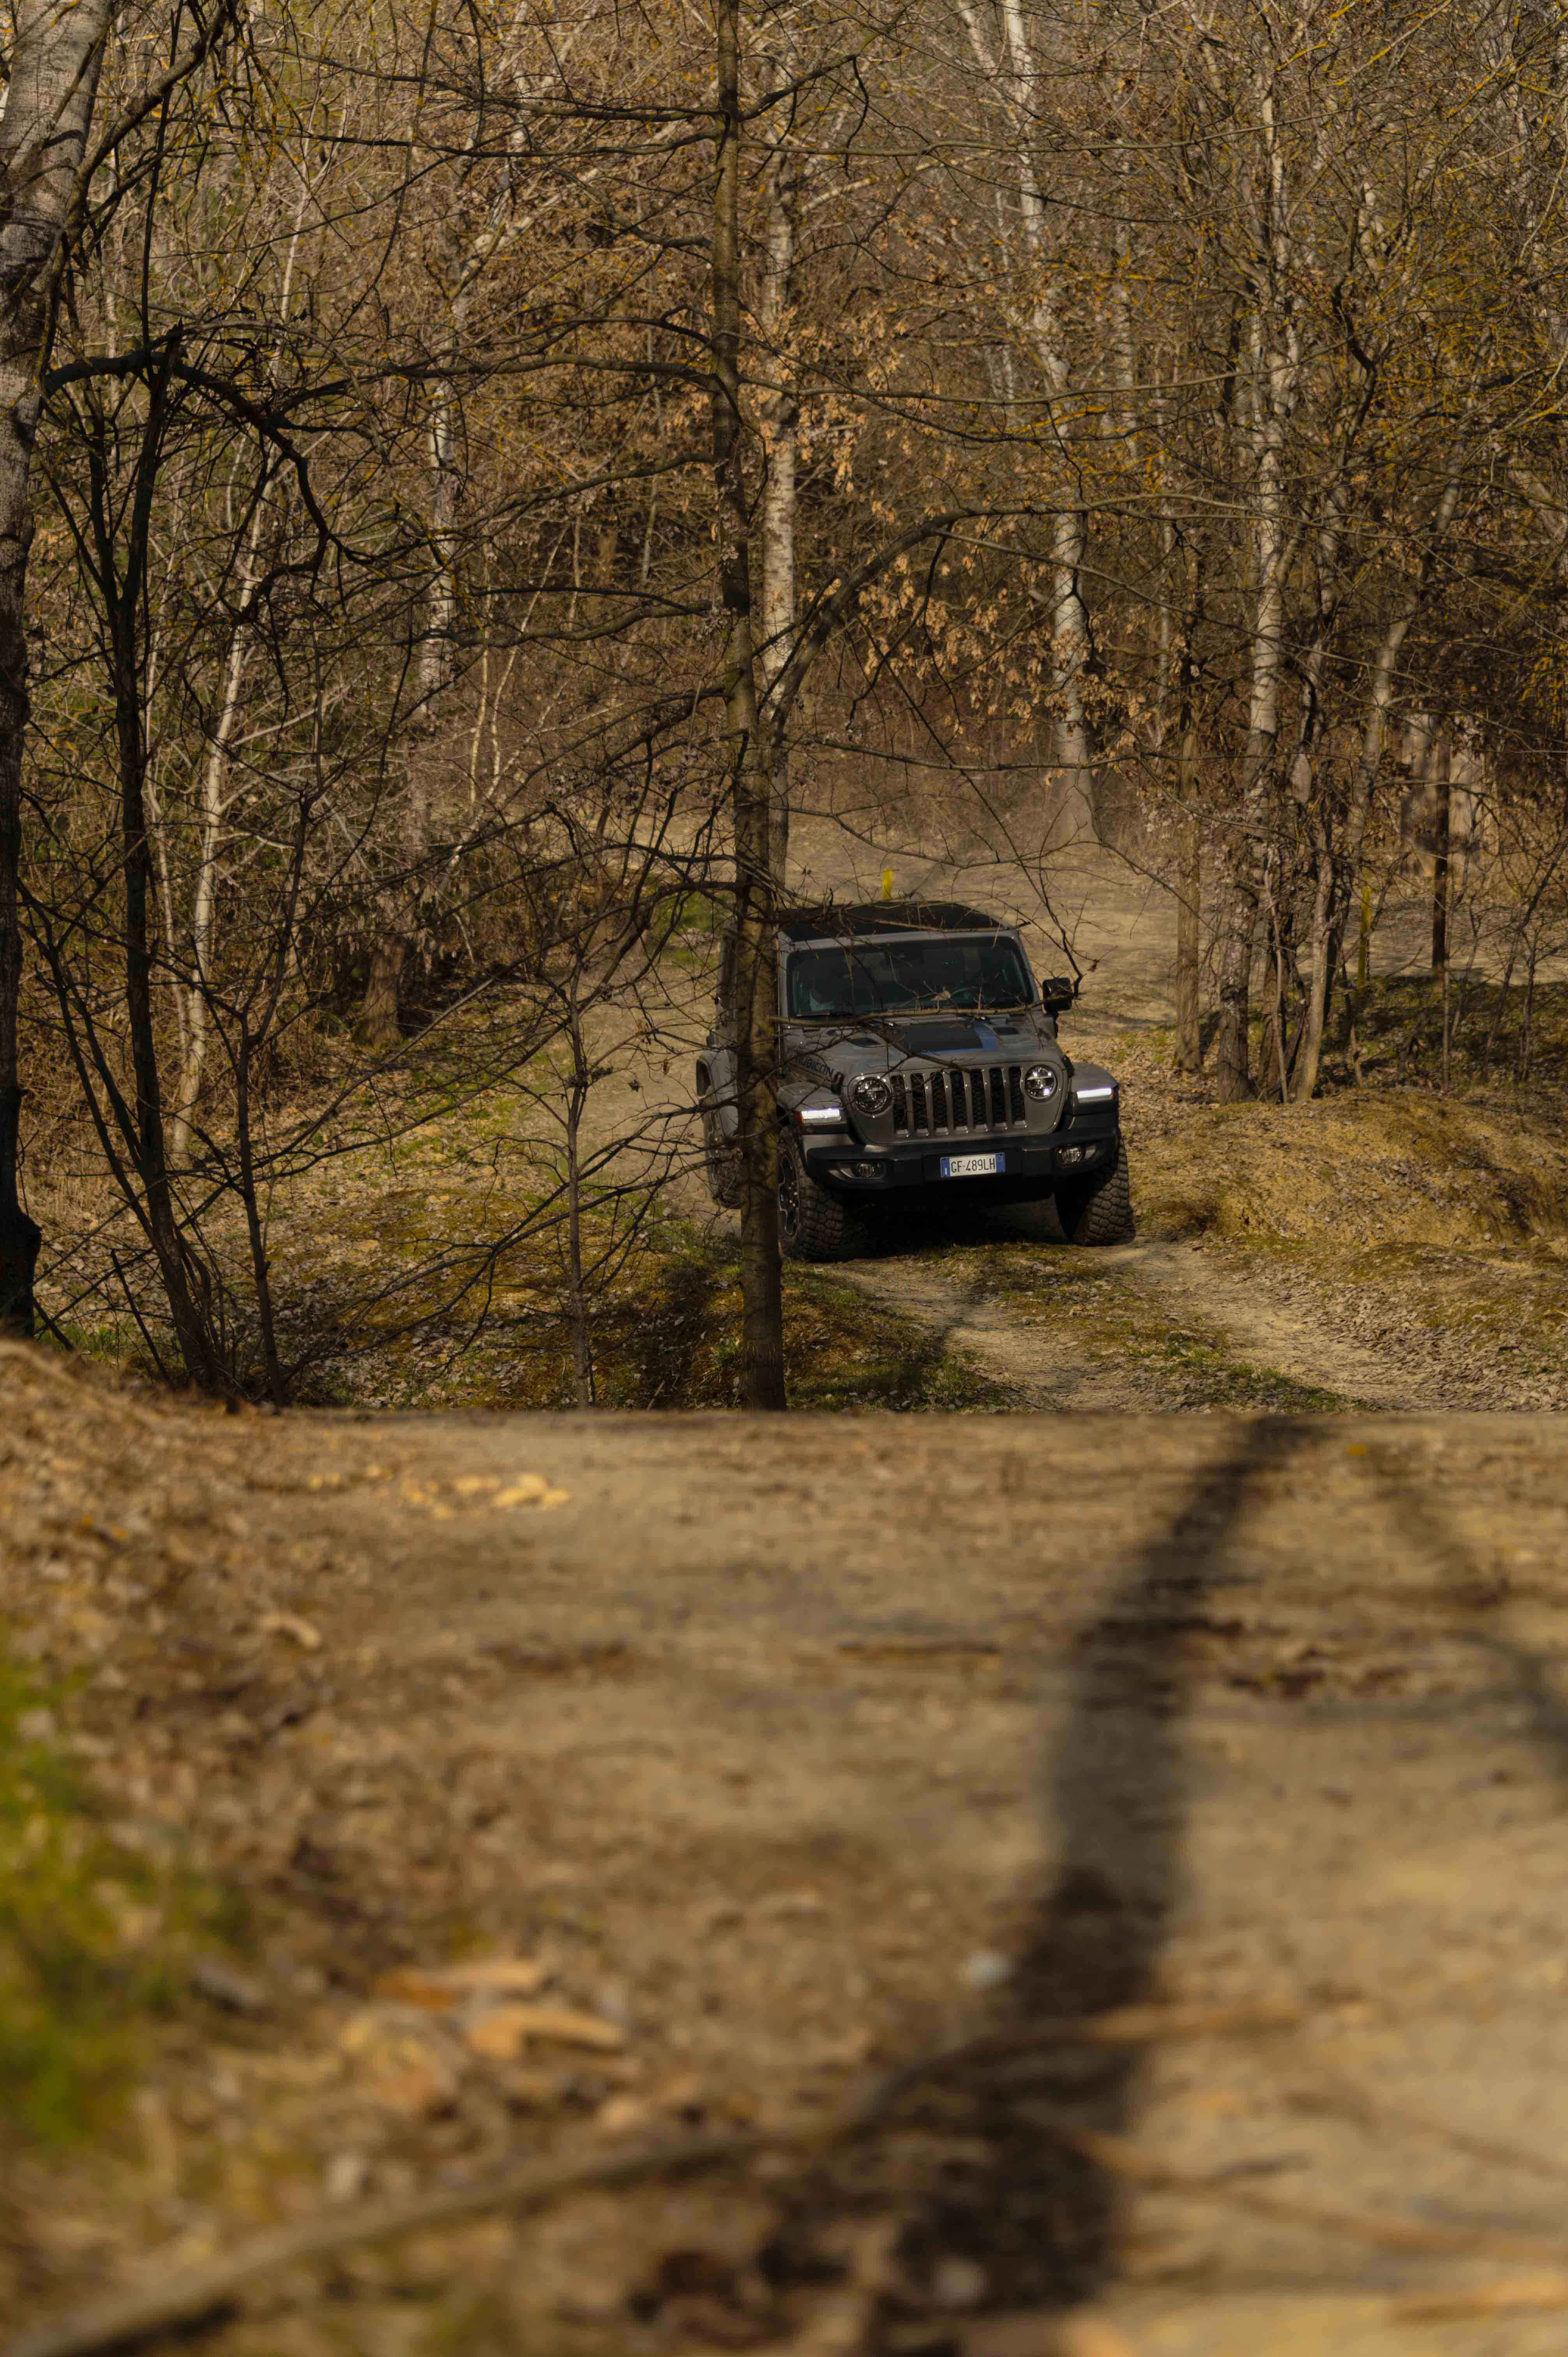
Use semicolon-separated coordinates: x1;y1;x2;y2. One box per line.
1058;1138;1134;1246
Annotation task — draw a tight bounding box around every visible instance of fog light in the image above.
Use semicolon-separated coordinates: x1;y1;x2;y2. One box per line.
851;1161;887;1181
1058;1144;1083;1168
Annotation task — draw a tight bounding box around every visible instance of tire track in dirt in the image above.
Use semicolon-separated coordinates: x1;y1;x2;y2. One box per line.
1117;1239;1445;1412
830;1252;1122;1408
834;1233;1444;1413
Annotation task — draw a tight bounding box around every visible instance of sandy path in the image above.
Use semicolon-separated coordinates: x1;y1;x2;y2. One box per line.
14;1396;1568;2356
831;1232;1453;1414
1125;1239;1452;1411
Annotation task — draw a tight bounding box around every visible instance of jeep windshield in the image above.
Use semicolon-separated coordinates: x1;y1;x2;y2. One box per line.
786;935;1033;1020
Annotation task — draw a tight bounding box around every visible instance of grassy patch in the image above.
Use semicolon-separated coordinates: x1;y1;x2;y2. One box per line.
865;1237;1353;1413
1115;1314;1349;1413
1127;1082;1568;1253
269;1179;1012;1413
0;1654;238;2147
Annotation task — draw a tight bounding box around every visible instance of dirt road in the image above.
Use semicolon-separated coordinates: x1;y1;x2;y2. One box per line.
11;844;1568;2353
10;1380;1568;2355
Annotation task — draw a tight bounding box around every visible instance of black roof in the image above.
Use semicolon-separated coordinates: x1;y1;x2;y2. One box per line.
777;900;1007;944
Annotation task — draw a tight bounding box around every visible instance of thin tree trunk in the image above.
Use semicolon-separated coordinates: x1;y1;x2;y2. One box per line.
1356;881;1372;1001
0;0;116;1331
712;0;784;1412
1431;743;1450;971
1173;706;1202;1072
1329;461;1469;1003
957;0;1098;848
357;223;472;1048
90;355;221;1389
360;929;408;1051
758;64;798;887
173;168;310;1157
1214;81;1306;1105
423;373;460;703
1293;832;1335;1101
172;495;267;1159
564;1005;594;1408
1048;502;1097;843
1214;306;1289;1102
1520;942;1538;1083
233;1029;284;1406
1287;493;1349;1104
1258;857;1291;1103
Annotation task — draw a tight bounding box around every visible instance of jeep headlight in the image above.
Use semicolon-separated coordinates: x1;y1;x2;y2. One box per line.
849;1072;893;1118
1023;1063;1060;1102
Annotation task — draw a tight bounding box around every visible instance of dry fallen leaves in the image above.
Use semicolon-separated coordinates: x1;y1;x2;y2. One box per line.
492;1474;570;1510
373;1956;549;2010
337;2012;461;2117
258;1610;323;1651
465;2004;626;2062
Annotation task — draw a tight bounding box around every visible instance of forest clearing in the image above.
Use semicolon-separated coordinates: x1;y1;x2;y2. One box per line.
7;855;1568;2352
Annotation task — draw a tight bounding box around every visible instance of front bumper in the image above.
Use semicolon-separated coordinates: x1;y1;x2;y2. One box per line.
802;1113;1119;1193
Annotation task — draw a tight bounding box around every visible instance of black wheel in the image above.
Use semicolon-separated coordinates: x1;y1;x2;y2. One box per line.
702;1105;743;1207
1056;1138;1134;1245
778;1129;871;1261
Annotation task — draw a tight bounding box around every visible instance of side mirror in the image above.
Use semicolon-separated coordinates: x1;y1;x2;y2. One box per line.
1038;975;1077;1015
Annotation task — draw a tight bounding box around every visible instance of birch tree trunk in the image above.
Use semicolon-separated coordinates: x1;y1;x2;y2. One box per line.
0;0;115;1331
1287;493;1347;1101
171;468;277;1161
1173;703;1202;1073
712;0;784;1410
1211;466;1285;1097
757;115;797;887
1213;92;1295;1103
958;0;1097;844
173;164;311;1157
1326;460;1467;1004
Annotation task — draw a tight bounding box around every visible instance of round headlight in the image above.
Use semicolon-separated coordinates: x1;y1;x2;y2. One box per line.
850;1072;893;1117
1023;1063;1059;1102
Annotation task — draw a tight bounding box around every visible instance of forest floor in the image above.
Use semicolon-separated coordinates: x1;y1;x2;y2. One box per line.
8;844;1568;2355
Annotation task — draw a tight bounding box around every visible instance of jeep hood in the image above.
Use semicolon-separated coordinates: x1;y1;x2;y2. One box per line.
789;1009;1061;1077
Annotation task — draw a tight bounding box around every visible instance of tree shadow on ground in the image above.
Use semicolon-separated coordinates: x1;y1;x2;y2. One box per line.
786;1419;1317;2344
773;1424;1568;2348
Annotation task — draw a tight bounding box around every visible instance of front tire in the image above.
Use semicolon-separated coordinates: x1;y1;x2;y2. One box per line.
1056;1138;1134;1245
778;1130;871;1261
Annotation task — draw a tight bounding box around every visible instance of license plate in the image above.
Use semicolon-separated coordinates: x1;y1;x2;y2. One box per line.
940;1152;999;1178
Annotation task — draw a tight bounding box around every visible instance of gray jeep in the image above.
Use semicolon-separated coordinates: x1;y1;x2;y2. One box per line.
695;900;1132;1259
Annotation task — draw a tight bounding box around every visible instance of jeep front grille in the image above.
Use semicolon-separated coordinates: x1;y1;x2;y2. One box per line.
891;1064;1026;1136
